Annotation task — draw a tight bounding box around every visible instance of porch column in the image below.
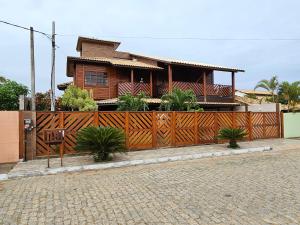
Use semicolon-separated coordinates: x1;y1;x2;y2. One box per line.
150;71;153;97
131;69;134;95
203;71;207;102
168;64;172;93
231;71;235;102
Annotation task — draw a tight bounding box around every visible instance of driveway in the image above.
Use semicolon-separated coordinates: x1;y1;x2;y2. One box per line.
1;148;300;224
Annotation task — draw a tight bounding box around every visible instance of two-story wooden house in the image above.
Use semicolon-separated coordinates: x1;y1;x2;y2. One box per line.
58;36;245;110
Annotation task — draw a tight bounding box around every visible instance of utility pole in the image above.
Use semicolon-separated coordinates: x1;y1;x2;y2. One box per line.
30;27;36;111
50;21;56;111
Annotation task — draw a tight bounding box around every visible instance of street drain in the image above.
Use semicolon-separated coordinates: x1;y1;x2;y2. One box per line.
224;194;232;197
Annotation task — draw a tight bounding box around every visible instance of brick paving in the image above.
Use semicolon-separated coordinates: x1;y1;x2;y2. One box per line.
1;145;300;224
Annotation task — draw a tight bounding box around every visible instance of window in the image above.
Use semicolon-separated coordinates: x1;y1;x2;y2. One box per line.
84;71;108;86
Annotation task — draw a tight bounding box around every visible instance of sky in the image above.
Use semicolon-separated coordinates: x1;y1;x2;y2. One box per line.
1;0;300;95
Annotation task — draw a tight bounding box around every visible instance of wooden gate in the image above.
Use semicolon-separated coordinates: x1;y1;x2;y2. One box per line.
35;111;282;157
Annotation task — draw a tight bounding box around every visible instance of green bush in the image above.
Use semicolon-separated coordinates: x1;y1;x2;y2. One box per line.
218;128;247;148
117;92;148;111
75;126;126;161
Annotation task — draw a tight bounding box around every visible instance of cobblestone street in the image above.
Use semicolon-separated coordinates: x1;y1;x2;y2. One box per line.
1;148;300;224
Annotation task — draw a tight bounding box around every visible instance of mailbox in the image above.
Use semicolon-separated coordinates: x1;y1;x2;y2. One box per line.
24;119;34;131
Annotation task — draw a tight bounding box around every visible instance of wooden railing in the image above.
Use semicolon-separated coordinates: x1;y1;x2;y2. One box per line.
36;111;281;156
157;82;233;98
118;82;151;96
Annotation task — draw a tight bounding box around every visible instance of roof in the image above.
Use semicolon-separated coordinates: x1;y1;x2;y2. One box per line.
97;98;240;106
76;36;121;51
67;56;163;76
237;89;274;96
130;53;245;72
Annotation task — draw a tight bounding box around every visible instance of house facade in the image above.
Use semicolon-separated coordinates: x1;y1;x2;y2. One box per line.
59;36;245;110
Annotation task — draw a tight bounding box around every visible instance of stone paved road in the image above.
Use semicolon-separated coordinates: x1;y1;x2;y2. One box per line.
1;149;300;225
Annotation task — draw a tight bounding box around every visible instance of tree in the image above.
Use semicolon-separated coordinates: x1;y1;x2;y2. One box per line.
61;85;97;111
278;81;300;112
117;92;149;111
160;88;198;111
75;126;126;161
254;75;279;102
36;91;62;111
0;77;29;110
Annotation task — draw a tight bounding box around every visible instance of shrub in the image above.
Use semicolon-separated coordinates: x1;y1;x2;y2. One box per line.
218;128;247;148
75;126;126;161
117;92;148;111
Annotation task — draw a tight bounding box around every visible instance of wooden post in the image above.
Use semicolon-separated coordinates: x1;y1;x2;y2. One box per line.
263;112;266;138
152;111;157;148
171;111;176;146
231;72;235;102
232;112;237;128
214;112;219;143
248;112;253;141
125;112;129;149
130;69;134;95
150;71;153;97
280;112;284;138
94;111;99;126
19;111;25;160
203;71;207;102
168;64;172;93
276;103;281;138
59;112;64;166
194;112;199;144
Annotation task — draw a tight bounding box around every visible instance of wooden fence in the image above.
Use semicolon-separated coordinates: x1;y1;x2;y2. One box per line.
36;111;281;156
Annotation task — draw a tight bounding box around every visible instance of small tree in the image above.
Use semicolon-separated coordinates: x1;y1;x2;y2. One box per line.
278;81;300;112
160;88;199;111
218;128;247;148
75;126;126;161
0;77;29;110
117;92;148;111
255;76;279;102
61;85;97;111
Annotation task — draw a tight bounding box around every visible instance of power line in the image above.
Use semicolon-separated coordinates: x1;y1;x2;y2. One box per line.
0;19;59;47
56;33;300;41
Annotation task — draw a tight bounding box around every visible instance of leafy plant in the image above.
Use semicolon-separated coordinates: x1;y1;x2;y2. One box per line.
0;77;29;110
160;88;198;111
218;128;247;148
254;75;279;102
278;81;300;112
75;126;126;161
61;85;97;111
117;92;148;111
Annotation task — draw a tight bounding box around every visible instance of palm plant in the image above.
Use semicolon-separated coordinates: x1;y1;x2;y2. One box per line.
278;81;300;112
255;75;279;102
218;128;247;148
160;88;198;111
117;92;149;111
75;126;126;161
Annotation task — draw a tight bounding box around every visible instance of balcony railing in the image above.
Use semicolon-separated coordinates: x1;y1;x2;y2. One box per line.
157;81;232;98
118;82;151;96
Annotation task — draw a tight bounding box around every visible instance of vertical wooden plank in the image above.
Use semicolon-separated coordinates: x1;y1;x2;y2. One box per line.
280;112;284;138
150;71;153;97
171;111;176;146
152;111;157;148
248;112;253;141
231;72;235;102
232;112;237;128
214;112;219;143
263;112;266;138
125;112;129;149
59;112;65;164
19;111;24;159
130;69;134;95
276;103;281;138
194;112;199;144
168;64;173;94
203;71;207;102
94;111;99;127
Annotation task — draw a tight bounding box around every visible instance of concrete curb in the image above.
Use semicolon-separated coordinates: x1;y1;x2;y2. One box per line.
2;146;272;181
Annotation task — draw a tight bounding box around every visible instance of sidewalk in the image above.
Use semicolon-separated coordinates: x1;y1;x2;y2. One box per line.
3;138;300;180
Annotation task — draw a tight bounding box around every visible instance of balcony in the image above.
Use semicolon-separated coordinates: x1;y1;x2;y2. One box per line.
157;81;233;101
118;82;151;96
